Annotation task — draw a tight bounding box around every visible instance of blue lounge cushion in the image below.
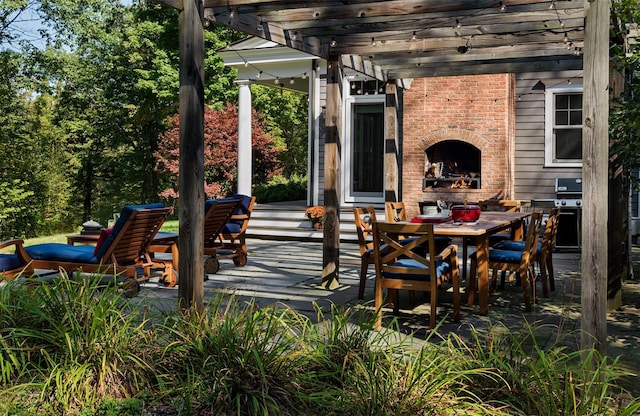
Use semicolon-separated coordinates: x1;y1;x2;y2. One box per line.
95;203;166;260
212;194;251;234
0;253;23;272
382;258;450;281
25;243;98;264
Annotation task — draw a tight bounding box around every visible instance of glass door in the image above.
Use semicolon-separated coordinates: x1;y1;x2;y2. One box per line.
345;102;385;202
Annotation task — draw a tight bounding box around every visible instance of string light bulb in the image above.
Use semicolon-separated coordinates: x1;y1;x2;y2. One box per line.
499;2;507;12
411;31;417;41
330;38;337;47
291;31;298;41
549;1;555;9
371;37;376;46
256;70;262;79
274;77;280;84
228;8;235;19
301;72;307;80
257;18;264;32
455;19;462;30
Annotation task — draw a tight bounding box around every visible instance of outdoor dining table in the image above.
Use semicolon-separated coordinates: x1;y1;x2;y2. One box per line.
409;211;531;315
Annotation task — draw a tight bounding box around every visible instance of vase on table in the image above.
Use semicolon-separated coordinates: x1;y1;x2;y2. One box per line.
312;221;323;230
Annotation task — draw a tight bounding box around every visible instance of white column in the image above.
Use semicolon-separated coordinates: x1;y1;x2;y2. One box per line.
237;80;252;196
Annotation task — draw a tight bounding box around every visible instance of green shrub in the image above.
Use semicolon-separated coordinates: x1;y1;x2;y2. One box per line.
253;174;307;203
1;279;639;415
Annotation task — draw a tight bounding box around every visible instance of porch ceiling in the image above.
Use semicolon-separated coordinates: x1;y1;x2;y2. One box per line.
200;0;585;81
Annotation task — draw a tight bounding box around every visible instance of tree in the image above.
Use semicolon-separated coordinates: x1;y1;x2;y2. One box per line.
610;1;640;190
251;85;309;177
155;103;282;202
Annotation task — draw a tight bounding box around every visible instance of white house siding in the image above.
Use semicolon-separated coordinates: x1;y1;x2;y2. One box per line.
514;71;583;201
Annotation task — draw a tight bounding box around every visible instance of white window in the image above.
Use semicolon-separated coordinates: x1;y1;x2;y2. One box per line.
544;85;583;167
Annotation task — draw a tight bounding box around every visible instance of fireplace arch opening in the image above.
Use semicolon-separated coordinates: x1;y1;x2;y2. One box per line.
424;140;481;189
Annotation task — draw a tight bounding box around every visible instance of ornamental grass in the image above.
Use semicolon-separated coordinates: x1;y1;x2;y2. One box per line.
0;276;638;415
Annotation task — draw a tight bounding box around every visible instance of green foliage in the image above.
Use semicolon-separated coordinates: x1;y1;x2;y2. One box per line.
253;173;308;203
252;84;309;176
155;103;283;201
0;280;638;415
610;1;640;190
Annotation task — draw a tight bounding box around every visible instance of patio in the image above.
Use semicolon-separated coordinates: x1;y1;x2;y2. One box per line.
137;238;640;396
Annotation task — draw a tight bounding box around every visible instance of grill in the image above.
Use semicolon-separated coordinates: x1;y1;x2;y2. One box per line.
555;178;582;208
554;178;582;250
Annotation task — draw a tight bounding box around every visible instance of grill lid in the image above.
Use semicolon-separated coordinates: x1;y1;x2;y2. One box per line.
555;178;582;194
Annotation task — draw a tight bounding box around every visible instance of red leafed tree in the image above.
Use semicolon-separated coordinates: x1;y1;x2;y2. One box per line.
154;103;282;200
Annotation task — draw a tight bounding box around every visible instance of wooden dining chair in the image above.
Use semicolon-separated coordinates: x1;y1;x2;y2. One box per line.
372;221;460;329
468;211;543;311
385;201;408;222
492;208;561;296
353;206;377;300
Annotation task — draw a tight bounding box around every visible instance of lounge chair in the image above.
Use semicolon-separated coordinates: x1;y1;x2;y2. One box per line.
212;194;256;267
0;239;33;280
148;195;253;282
202;197;243;275
22;203;172;296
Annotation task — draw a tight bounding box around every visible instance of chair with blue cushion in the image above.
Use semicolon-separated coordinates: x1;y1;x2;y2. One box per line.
372;220;460;329
353;206;377;300
23;203;172;296
202;197;243;274
0;239;32;280
491;207;560;297
218;194;256;267
468;211;543;311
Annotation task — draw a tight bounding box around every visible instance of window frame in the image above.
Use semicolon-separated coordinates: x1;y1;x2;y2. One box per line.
544;84;583;167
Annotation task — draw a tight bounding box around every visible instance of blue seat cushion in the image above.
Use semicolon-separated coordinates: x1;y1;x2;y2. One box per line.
382;258;450;281
0;253;23;272
95;203;166;260
25;243;98;264
492;240;542;255
488;248;523;264
489;233;512;246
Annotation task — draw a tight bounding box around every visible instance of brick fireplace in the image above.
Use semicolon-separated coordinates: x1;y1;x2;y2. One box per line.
401;74;516;218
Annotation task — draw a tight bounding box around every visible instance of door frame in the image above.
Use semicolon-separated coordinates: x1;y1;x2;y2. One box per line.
341;84;386;205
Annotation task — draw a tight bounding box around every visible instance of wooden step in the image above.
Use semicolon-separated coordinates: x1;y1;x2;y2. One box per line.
246;201;366;243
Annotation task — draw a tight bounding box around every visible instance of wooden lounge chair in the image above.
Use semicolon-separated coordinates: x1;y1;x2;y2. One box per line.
202;197;243;275
214;194;256;268
372;220;460;329
22;203;172;297
0;239;33;280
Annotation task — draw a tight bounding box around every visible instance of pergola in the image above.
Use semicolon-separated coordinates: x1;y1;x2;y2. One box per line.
154;0;611;353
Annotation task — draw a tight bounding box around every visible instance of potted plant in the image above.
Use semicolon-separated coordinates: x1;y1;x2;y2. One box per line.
305;206;324;229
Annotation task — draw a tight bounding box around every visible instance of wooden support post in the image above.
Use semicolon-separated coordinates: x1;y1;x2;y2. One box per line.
385;82;399;202
178;0;205;312
581;0;609;355
321;56;341;289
